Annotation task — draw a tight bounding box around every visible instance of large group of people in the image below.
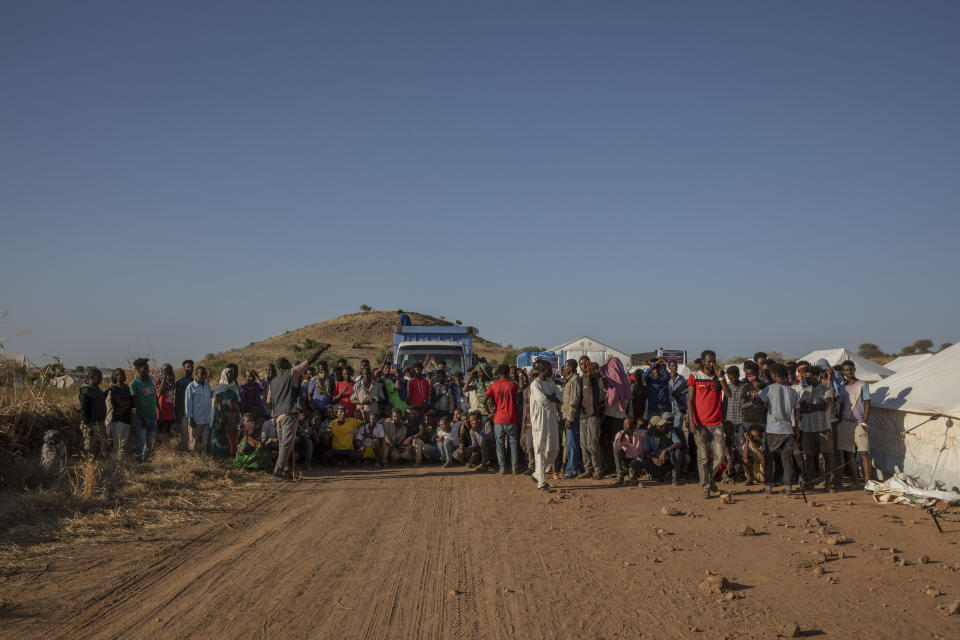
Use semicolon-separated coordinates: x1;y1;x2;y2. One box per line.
65;343;876;497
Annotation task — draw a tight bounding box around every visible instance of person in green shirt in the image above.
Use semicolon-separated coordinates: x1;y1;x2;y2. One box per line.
130;357;159;462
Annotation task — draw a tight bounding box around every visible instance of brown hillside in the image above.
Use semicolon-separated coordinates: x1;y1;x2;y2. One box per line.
201;310;513;372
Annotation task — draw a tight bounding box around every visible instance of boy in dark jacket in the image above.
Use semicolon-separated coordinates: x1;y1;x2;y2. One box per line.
105;368;134;458
78;368;107;456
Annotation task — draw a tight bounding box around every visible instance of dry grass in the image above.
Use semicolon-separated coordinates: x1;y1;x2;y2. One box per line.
0;385;79;457
0;446;265;577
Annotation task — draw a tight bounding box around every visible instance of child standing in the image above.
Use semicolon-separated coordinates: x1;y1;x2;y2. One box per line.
78;368;107;456
757;363;800;495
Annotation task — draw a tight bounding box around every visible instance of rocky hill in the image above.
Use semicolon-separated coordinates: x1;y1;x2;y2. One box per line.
200;310;513;372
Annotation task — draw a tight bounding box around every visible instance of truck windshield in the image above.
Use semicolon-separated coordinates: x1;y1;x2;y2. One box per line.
396;348;464;376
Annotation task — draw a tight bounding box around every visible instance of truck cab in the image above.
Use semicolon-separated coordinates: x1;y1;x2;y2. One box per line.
392;326;475;376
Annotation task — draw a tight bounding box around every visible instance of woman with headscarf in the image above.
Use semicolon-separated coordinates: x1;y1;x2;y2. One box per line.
234;413;271;471
599;357;633;475
156;363;178;444
211;364;241;458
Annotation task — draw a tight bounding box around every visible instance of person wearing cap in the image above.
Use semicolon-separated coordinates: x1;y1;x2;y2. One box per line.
643;414;688;485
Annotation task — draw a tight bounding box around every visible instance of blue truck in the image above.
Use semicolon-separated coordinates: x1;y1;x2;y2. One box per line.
392;326;476;375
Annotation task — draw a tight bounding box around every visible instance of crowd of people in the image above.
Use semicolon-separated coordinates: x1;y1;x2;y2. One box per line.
62;344;877;497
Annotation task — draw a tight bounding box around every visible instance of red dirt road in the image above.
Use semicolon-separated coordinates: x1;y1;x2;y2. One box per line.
2;467;960;639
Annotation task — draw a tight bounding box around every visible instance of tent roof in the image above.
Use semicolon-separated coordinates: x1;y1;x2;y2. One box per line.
870;343;960;418
548;336;630;358
796;347;894;382
884;353;934;372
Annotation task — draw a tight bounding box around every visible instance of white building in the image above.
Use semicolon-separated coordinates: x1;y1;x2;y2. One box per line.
548;336;631;371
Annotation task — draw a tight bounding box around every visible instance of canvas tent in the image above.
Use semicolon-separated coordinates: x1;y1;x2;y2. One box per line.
51;375;78;389
867;343;960;491
884;353;933;373
796;347;894;383
548;336;631;372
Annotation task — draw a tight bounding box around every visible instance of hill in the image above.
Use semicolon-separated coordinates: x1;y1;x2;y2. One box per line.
200;310;514;373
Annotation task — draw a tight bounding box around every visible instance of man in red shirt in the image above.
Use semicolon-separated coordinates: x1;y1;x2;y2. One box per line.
485;364;520;474
406;362;432;414
686;349;731;499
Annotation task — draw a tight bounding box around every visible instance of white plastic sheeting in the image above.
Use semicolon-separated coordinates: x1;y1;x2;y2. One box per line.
865;472;960;507
871;343;960;418
884;353;934;373
868;409;959;492
796;347;894;382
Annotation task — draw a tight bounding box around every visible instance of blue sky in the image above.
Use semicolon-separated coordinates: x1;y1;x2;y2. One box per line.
2;1;957;367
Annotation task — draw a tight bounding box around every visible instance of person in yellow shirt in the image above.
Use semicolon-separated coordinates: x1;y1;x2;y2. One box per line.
321;406;363;464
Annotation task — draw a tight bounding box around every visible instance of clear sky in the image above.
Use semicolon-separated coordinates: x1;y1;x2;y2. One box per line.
2;1;957;368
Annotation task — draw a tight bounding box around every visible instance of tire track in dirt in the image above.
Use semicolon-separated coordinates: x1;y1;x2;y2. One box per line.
57;485;286;636
7;469;960;640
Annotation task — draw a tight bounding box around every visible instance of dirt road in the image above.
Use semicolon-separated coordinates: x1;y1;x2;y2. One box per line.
2;467;959;639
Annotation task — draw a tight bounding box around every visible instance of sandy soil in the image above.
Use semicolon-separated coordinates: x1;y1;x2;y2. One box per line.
2;467;959;639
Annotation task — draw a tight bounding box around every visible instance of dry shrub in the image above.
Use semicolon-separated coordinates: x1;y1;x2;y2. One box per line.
0;386;80;458
1;446;265;575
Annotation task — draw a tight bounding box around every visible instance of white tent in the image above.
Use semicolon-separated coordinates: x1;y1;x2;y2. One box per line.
796;347;894;383
51;375;77;389
867;344;960;491
884;353;934;373
549;336;631;372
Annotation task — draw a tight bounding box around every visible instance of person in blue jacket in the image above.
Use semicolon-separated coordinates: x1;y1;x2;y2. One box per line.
643;360;672;416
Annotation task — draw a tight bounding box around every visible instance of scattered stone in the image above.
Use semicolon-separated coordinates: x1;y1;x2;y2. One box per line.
815;553;827;564
720;493;733;504
813;567;824;575
926;589;941;597
739;525;756;537
810;502;822;507
919;555;930;565
698;575;731;594
946;601;960;615
898;558;910;567
779;622;801;637
889;547;900;554
838;551;846;559
827;576;837;584
653;557;664;563
825;536;839;546
819;547;832;556
661;505;682;516
449;589;462;596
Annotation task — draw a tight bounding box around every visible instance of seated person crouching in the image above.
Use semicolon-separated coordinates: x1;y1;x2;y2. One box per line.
436;415;461;468
461;411;496;471
235;413;271;471
612;416;646;486
320;406;363;464
261;417;279;466
373;408;407;466
295;409;315;471
642;414;689;485
414;410;443;464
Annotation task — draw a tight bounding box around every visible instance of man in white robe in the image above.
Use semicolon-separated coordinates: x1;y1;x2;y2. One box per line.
529;360;563;491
